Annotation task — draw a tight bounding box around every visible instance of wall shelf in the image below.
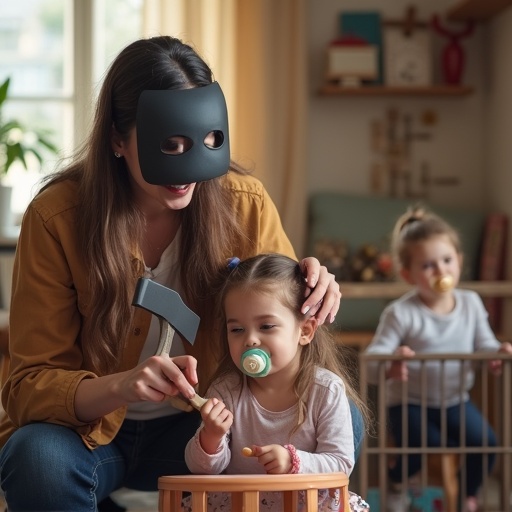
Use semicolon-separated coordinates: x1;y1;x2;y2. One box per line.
333;280;512;348
340;281;512;299
318;85;474;97
446;0;512;21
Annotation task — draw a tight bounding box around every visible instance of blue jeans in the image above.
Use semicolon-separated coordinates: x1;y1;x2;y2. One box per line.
0;413;200;511
387;400;496;497
350;400;364;461
1;404;364;511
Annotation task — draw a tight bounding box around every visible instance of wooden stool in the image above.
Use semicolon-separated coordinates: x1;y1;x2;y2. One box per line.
158;472;350;512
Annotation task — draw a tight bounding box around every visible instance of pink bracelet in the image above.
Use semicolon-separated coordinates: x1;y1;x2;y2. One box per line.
284;444;300;474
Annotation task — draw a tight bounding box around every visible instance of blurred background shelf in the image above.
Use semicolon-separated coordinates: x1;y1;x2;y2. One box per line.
318;85;474;97
446;0;512;21
339;280;512;299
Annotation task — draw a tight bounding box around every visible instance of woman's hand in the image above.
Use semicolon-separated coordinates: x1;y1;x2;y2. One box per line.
300;257;341;324
75;354;198;423
116;354;198;403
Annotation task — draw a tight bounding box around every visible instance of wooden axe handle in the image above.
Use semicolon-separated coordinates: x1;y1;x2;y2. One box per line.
157;318;208;410
156;317;175;357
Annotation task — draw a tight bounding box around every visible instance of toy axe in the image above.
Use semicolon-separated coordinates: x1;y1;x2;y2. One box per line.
132;278;208;410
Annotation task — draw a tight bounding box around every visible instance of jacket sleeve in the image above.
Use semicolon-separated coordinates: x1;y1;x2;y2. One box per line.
2;201;97;430
184;428;231;475
184;382;232;474
363;305;404;385
297;378;354;475
470;292;501;352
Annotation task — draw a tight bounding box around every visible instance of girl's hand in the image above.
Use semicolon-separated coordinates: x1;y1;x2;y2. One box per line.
249;444;291;474
300;257;341;325
199;398;233;455
387;346;415;381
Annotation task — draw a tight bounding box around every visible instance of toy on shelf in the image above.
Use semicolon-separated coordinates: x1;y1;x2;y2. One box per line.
431;14;474;86
314;238;394;283
383;5;432;87
325;36;379;87
350;244;394;283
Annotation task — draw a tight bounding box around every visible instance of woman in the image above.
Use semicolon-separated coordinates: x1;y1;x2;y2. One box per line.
0;36;344;511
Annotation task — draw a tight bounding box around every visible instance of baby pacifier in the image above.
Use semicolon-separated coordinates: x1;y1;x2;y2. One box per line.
431;275;455;293
240;348;271;377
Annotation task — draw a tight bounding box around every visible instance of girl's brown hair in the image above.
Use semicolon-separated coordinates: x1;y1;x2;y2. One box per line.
391;206;462;271
39;36;246;375
209;253;368;434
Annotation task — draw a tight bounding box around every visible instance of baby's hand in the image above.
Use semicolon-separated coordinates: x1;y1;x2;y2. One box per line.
489;342;512;376
387;346;415;382
198;398;233;454
248;444;291;474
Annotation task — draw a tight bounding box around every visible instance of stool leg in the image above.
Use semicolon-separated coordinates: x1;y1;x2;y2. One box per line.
283;490;299;511
158;490;168;512
305;488;318;512
243;490;259;512
340;486;350;512
191;491;207;512
232;492;243;510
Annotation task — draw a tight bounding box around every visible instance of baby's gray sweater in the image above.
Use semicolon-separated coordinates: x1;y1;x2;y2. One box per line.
364;289;500;407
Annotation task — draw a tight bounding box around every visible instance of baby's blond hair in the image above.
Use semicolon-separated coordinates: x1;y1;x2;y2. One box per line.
391;206;461;271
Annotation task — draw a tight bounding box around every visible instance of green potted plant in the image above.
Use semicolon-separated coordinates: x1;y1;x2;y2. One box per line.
0;77;59;235
0;77;59;176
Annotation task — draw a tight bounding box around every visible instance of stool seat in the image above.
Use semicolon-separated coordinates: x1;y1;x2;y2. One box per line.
158;472;350;512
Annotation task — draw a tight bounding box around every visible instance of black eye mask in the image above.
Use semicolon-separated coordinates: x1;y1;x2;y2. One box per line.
136;82;230;185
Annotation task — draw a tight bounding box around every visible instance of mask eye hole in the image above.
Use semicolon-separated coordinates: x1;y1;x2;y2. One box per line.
161;136;193;155
204;130;224;149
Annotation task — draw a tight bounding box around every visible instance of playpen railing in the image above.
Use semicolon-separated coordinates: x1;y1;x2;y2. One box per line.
358;351;512;512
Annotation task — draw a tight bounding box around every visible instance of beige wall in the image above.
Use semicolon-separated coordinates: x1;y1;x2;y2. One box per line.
307;0;487;209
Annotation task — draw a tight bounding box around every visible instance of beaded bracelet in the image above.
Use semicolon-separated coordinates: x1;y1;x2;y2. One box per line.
284;444;300;474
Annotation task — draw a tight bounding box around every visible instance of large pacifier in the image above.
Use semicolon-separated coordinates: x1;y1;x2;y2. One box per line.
240;348;271;377
431;275;455;293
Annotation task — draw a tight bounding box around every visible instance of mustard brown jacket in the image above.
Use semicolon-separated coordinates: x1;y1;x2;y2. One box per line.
0;172;296;449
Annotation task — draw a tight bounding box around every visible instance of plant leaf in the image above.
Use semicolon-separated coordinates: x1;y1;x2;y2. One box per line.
0;78;9;108
5;143;26;173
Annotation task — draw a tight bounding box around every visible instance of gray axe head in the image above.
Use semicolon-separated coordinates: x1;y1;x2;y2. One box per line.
131;278;200;345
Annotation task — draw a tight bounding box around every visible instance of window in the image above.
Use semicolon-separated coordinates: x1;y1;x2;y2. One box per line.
0;0;142;218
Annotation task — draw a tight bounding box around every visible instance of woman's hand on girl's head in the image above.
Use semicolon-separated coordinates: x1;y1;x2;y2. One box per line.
300;257;341;324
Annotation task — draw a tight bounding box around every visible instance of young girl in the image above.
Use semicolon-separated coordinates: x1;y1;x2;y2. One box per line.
184;253;369;512
364;206;512;512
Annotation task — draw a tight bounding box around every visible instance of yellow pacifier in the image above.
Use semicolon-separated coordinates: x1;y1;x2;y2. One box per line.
431;275;455;293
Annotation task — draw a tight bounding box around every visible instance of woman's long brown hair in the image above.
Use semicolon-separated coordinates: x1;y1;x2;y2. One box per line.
39;36;246;375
